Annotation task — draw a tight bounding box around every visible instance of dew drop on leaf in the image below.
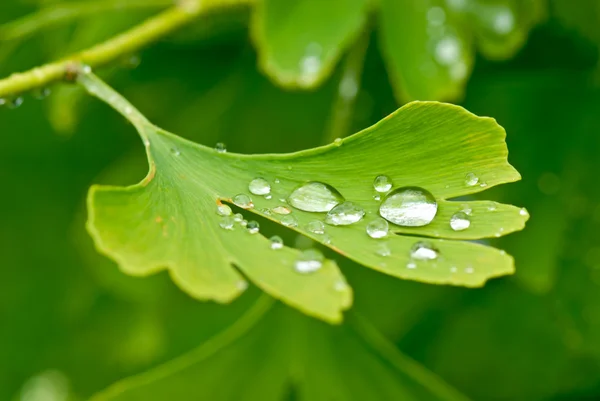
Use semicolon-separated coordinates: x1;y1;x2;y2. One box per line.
248;178;271;196
33;87;51;100
407;261;417;269
306;220;325;234
294;249;324;274
366;218;389;239
170;147;181;156
236;280;248;291
233;194;253;209
273;206;291;215
373;175;393;193
216;204;232;216
333;137;342;146
375;243;391;257
333;279;348;292
219;216;235;230
6;96;23;109
269;235;284;250
410;241;439;260
265;194;272;200
288;181;344;212
280;215;298;227
325;202;365;226
246;221;260;234
373;194;381;201
520;208;529;217
214;142;227;153
450;211;470;231
465;172;479;186
233;213;243;222
379;187;437;227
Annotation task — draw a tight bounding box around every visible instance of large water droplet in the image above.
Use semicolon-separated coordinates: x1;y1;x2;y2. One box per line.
216;204;232;216
280;215;298;228
410;241;439;260
366;218;389;238
450;211;470;231
288;182;344;212
273;206;291;215
373;175;393;193
294;249;324;274
379;187;438;227
249;178;271;196
270;235;284;250
233;194;253;209
465;172;479;186
246;221;259;234
306;220;325;234
325;202;365;226
219;216;235;230
215;142;227;153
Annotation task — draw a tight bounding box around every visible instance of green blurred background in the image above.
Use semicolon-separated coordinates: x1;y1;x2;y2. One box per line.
1;0;600;400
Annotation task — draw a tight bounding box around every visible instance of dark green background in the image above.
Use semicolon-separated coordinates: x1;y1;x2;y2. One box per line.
1;1;600;400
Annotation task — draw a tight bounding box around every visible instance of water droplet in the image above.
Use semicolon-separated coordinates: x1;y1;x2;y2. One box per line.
233;213;243;222
233;194;253;209
333;279;348;292
241;220;248;227
519;208;529;217
492;8;514;35
306;220;325;234
294;249;324;274
246;221;259;234
488;204;497;211
270;235;284;250
6;96;23;109
379;187;438;227
464;266;474;274
274;178;280;184
299;42;323;86
215;142;227;153
339;76;358;99
170;147;181;156
259;208;271;216
465;173;479;186
249;178;271;195
435;36;461;65
288;182;344;212
366;218;389;239
273;206;291;215
450;211;470;231
407;261;417;269
480;182;488;188
450;266;458;273
333;137;342;146
325;202;365;226
216;204;232;216
373;175;393;193
373;194;381;201
265;194;272;200
280;215;298;228
323;235;332;245
410;241;439;260
427;6;446;26
219;216;235;230
32;87;51;100
462;205;473;215
376;243;391;257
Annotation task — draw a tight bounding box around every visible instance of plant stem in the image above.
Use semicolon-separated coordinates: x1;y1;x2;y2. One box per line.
0;0;172;42
322;28;370;145
0;0;250;98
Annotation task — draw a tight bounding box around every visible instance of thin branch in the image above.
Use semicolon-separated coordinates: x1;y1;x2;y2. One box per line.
322;28;370;145
0;0;250;98
0;0;172;42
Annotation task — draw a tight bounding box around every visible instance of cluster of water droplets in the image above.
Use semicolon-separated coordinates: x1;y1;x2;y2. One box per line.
1;87;52;110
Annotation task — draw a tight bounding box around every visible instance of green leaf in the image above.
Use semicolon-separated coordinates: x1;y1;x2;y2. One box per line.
251;0;369;88
89;298;469;401
80;71;526;323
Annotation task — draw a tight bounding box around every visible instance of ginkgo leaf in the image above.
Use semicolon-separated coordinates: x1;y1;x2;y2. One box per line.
79;71;527;324
250;0;369;88
89;297;469;401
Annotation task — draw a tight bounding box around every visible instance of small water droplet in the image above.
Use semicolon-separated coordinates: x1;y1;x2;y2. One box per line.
259;208;271;216
170;147;181;156
492;7;514;35
427;6;446;26
333;279;348;292
379;187;437;227
216;204;232;216
450;211;470;231
373;175;393;193
306;220;326;234
241;220;248;227
465;173;479;186
325;202;365;226
366;218;389;238
410;241;439;260
450;266;458;273
435;36;461;65
323;235;332;245
407;261;417;269
270;235;284;250
464;266;474;274
265;194;272;200
462;206;473;215
280;215;298;227
294;249;324;274
246;221;259;234
375;243;391;257
32;87;51;100
236;280;248;292
488;204;497;211
288;182;344;212
233;194;253;209
373;194;381;201
333;137;342;146
6;96;23;109
519;208;529;217
273;206;291;215
274;178;280;184
233;213;243;222
215;142;227;153
249;178;271;196
219;216;235;230
480;182;488;188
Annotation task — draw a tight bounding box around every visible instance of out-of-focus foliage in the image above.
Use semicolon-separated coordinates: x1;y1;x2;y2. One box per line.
2;0;600;400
